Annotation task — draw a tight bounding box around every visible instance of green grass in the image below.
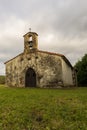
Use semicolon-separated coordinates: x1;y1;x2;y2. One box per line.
0;85;87;130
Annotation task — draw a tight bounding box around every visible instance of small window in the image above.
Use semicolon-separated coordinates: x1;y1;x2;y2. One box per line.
35;56;38;59
20;58;23;62
28;36;33;49
29;36;32;41
29;41;33;47
27;57;31;60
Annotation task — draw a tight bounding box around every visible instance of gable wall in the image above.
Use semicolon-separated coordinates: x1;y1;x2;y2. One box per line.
5;54;23;87
36;52;63;87
5;52;63;88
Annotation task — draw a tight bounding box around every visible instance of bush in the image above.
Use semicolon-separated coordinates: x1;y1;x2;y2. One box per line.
0;75;5;84
74;54;87;86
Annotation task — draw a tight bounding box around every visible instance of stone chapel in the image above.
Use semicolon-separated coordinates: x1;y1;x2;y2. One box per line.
5;31;77;88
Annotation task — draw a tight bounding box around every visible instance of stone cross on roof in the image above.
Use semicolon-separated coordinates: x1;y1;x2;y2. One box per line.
29;28;31;32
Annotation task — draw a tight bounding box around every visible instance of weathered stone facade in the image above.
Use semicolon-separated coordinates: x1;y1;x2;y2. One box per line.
5;31;77;88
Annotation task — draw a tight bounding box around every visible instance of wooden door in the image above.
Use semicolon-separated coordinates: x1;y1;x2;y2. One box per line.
25;68;36;87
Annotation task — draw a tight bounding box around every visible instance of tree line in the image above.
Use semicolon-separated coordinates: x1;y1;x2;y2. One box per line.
74;54;87;87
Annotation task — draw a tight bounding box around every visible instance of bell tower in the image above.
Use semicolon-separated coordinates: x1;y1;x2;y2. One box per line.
23;31;38;53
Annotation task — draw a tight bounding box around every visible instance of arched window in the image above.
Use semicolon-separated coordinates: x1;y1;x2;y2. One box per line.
29;36;32;41
28;36;33;49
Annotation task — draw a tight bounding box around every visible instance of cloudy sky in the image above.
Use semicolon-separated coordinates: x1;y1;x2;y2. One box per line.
0;0;87;75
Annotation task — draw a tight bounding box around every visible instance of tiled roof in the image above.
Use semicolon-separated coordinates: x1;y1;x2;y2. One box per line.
38;50;73;69
4;50;73;69
23;32;38;37
38;50;64;57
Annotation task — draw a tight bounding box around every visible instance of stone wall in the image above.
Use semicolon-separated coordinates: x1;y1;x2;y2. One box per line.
5;51;63;88
61;59;77;87
61;59;73;86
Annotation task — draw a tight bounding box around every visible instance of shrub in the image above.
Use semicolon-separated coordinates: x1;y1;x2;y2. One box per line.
0;75;5;84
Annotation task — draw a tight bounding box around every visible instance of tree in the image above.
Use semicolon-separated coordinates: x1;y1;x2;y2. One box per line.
75;54;87;86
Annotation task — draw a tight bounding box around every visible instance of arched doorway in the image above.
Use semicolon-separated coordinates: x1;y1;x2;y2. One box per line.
25;68;36;87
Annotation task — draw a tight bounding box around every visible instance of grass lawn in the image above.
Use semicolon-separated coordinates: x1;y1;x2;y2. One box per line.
0;85;87;130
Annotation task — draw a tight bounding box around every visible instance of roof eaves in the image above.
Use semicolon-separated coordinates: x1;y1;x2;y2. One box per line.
61;55;73;69
4;53;23;64
38;50;73;69
23;32;38;37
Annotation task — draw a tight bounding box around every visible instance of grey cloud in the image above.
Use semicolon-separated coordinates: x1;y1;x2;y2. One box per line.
31;0;87;39
0;0;87;74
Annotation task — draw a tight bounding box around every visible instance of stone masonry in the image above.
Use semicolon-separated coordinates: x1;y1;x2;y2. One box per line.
5;31;77;88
